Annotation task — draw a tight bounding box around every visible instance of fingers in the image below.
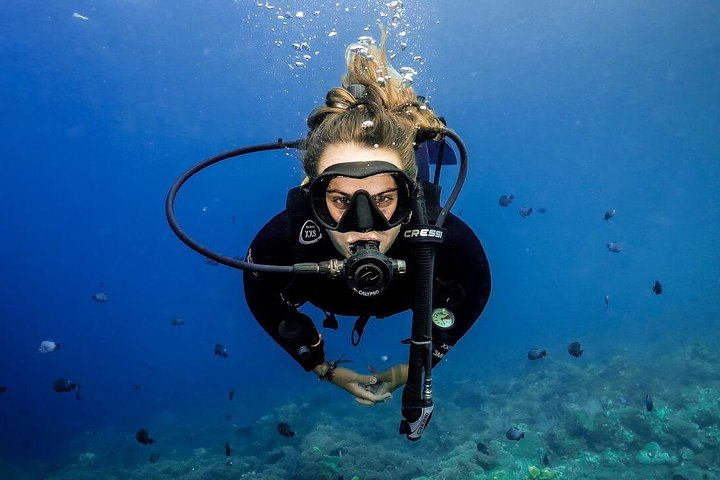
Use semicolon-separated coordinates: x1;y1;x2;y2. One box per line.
353;388;392;405
352;373;378;385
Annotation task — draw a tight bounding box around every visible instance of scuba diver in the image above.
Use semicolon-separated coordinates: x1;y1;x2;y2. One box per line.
243;34;491;428
166;30;491;440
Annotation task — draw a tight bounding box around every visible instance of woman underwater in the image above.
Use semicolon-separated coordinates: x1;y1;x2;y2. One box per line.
243;31;491;411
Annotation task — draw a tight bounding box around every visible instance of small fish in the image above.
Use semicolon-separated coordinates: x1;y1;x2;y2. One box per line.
224;442;231;457
75;384;82;401
92;292;109;303
52;378;78;393
568;341;584;358
133;383;142;391
231;214;236;224
136;428;154;445
652;281;662;295
205;258;219;266
476;442;489;455
39;340;61;353
0;386;7;394
537;207;547;214
527;348;547;360
543;452;550;467
169;318;185;326
498;194;514;207
519;207;533;218
603;209;616;221
148;452;161;463
379;355;389;363
606;241;622;253
645;394;654;412
228;389;235;401
505;426;525;441
214;343;228;358
604;295;609;309
72;12;89;20
277;422;295;438
225;413;232;421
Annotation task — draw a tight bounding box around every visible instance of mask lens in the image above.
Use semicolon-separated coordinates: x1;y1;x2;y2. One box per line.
309;166;414;232
326;173;399;223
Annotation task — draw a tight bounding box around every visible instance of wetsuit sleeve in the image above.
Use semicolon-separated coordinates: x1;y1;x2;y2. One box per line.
430;213;491;367
242;211;325;371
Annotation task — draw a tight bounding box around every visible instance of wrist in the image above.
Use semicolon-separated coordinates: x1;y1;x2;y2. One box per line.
313;361;335;381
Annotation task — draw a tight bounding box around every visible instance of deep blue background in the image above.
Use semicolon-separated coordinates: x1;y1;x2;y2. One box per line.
1;0;718;466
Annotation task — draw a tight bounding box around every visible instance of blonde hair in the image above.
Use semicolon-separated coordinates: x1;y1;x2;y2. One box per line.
303;28;445;179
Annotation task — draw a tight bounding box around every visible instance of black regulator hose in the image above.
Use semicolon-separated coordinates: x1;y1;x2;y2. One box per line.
165;139;302;273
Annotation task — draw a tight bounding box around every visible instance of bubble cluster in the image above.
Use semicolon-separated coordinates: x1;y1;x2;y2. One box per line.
244;0;433;84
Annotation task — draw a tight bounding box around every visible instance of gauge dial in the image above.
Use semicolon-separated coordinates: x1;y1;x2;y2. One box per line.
432;308;455;329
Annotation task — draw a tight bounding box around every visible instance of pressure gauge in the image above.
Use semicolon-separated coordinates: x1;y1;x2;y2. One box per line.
431;307;455;329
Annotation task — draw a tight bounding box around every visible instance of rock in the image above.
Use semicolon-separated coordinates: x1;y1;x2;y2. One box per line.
635;442;678;466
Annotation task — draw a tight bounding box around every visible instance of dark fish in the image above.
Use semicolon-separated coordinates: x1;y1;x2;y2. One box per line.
519;207;533;218
228;389;235;401
277;422;295;438
603;209;616;221
543;452;550;467
527;348;547;360
645;394;654;412
133;383;143;391
505;426;525;441
205;258;219;266
136;428;154;445
225;414;232;422
476;442;489;455
606;241;622;253
52;378;78;393
214;343;228;358
231;214;236;224
224;442;231;457
671;474;689;480
568;341;584;358
92;292;109;303
604;295;609;309
537;207;547;214
75;383;82;401
148;452;161;463
652;281;662;295
498;194;514;207
0;386;7;394
169;318;185;326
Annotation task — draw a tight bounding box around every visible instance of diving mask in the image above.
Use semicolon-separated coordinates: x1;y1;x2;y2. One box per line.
308;161;416;233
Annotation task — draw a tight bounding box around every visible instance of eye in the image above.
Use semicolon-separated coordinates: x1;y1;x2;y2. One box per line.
373;193;396;207
330;195;352;210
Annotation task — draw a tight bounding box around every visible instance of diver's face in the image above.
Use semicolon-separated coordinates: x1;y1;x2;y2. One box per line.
317;143;405;258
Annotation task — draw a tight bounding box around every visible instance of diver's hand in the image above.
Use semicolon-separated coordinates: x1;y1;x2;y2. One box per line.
356;363;408;405
314;364;391;405
334;367;392;405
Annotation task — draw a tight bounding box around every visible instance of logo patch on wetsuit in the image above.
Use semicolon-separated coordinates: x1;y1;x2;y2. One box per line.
299;219;322;245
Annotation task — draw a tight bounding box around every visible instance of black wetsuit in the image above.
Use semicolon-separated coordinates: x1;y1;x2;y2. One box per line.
243;184;491;371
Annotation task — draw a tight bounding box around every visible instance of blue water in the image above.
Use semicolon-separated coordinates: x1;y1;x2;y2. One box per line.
1;1;718;478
